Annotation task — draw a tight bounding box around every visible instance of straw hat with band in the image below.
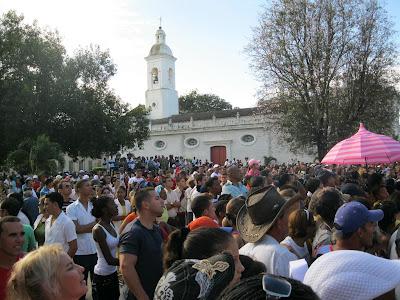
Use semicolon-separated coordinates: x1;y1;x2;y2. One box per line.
237;185;298;243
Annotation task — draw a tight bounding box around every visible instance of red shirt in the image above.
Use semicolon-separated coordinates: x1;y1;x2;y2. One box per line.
188;216;219;231
0;256;22;300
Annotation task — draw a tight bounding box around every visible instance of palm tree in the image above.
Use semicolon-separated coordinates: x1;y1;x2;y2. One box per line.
29;135;65;173
7;135;64;174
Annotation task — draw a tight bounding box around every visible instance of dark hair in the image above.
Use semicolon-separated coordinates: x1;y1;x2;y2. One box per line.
278;173;292;187
248;176;265;188
0;197;21;216
44;178;53;186
92;196;113;218
313;188;343;225
386;178;395;194
191;194;212;218
218;194;233;202
163;227;233;270
239;255;266;279
218;274;320;300
45;192;63;210
134;188;154;211
0;216;21;235
305;178;320;194
205;177;219;192
8;193;23;208
352;198;372;210
367;173;384;196
215;200;229;218
374;200;399;234
389;191;400;211
224;197;245;227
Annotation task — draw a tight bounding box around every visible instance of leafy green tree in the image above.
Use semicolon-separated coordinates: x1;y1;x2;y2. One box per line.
248;0;399;159
7;135;64;174
179;90;232;113
0;11;149;162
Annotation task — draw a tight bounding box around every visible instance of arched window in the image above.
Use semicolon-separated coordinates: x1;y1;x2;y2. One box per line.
151;68;159;84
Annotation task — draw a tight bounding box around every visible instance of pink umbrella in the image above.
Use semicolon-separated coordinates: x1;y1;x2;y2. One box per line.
321;123;400;165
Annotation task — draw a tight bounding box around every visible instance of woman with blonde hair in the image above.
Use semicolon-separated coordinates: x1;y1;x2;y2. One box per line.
7;244;87;300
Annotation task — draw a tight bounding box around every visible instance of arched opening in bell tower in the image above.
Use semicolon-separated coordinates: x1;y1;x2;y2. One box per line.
151;67;159;85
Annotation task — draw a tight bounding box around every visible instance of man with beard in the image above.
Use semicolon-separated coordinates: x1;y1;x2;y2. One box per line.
119;188;164;300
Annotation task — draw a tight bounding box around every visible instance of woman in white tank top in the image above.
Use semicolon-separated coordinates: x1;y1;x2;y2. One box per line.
92;195;120;300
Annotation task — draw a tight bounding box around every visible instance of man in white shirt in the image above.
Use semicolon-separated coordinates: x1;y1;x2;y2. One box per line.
185;176;195;224
66;179;97;300
44;192;77;257
238;186;300;276
211;164;221;178
174;174;187;227
164;177;180;226
128;169;144;186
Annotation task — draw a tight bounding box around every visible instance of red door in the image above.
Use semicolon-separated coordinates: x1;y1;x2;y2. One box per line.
210;146;226;165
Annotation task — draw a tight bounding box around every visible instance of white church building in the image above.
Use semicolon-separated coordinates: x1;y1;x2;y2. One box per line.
131;27;314;165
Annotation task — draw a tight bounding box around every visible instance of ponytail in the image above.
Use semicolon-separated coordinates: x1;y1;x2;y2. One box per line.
163;227;233;271
163;227;190;270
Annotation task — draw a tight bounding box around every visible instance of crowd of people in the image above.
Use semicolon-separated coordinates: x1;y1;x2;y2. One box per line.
1;157;400;299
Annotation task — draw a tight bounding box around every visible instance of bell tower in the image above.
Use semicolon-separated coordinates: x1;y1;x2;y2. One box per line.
145;26;179;119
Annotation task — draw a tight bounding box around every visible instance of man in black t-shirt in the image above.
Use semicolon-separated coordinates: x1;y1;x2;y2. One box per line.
120;188;164;300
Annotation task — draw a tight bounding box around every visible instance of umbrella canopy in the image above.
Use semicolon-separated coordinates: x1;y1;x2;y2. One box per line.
321;123;400;165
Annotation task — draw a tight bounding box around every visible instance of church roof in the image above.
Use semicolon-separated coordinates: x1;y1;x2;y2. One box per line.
149;43;173;56
151;107;258;124
147;27;174;57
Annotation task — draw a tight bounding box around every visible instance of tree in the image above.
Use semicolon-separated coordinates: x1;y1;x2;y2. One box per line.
179;90;232;113
7;135;64;174
0;11;149;162
247;0;399;159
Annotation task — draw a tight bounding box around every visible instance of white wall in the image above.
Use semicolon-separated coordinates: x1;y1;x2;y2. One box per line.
131;114;315;163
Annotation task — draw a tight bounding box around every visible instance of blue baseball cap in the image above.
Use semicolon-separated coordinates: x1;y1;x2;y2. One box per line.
334;201;383;234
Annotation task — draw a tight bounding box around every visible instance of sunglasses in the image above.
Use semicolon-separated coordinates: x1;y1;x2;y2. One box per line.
262;274;292;299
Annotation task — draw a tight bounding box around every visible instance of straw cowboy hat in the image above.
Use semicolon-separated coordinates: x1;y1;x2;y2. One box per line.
237;185;298;243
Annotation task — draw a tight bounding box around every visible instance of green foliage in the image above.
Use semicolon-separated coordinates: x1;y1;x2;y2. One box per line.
7;135;64;174
179;90;232;113
248;0;399;159
0;11;149;162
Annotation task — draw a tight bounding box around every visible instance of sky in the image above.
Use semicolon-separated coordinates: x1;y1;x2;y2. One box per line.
1;0;400;109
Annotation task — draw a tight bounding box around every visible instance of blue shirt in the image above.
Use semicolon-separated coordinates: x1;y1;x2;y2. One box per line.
39;186;50;197
221;181;248;198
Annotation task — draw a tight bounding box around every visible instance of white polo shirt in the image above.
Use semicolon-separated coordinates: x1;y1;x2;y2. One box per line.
66;200;96;255
44;211;77;253
165;189;179;218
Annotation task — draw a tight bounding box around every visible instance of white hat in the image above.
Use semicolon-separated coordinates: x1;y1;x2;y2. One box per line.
33;175;38;179
93;175;99;180
55;175;63;180
213;164;220;169
303;250;400;300
82;175;89;180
